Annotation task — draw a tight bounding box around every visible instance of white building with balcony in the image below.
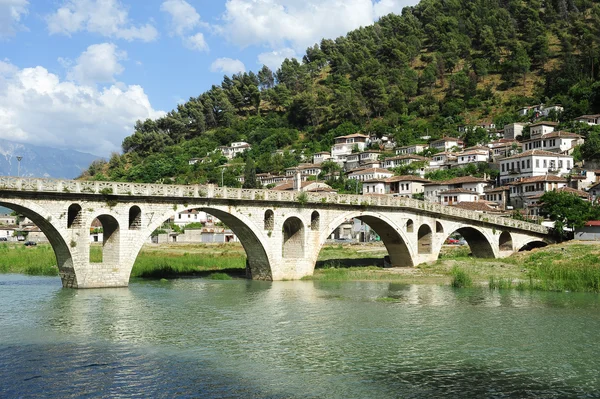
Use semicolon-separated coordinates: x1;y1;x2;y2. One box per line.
424;176;491;204
347;168;393;182
521;131;583;154
430;137;464;152
331;134;370;160
395;144;428;155
574;114;600;125
456;148;490;165
312;152;332;164
499;150;573;185
218;142;251;159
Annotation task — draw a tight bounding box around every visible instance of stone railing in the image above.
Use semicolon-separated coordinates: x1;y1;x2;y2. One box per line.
0;177;549;234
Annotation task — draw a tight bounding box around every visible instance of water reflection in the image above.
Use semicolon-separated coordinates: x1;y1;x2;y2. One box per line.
2;276;600;398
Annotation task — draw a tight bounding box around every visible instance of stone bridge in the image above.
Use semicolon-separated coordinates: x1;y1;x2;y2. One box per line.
0;177;553;288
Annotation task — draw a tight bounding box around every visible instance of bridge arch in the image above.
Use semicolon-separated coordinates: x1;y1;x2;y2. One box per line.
91;214;120;265
418;224;433;254
142;206;273;280
283;217;305;258
0;199;76;287
321;211;414;268
499;231;513;251
444;226;495;258
519;240;548;252
67;204;82;228
129;206;142;230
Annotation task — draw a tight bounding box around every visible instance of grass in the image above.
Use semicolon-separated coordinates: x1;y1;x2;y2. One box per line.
4;241;600;293
450;266;473;288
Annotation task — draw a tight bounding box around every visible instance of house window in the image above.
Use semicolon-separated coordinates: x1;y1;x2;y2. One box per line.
527;160;530;168
522;160;525;169
558;160;563;168
543;160;547;168
536;159;540;168
502;164;505;172
567;160;571;169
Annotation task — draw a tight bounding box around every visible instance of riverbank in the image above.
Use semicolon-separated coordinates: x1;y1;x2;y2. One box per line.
1;241;599;291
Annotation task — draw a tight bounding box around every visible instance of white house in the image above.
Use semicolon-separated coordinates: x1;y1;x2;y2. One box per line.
484;186;510;210
285;164;322;177
347;167;393;182
574;114;600;126
430;137;464;152
508;175;568;211
383;155;430;169
499;150;573;185
0;224;17;241
313;152;332;164
218;142;252;159
430;152;457;168
529;121;558;138
331;133;370;160
174;209;211;227
456;148;490;165
439;188;481;206
395;144;428;155
344;154;361;171
489;139;519;159
521;131;583;154
424;176;491;203
362;175;430;197
503;123;527;140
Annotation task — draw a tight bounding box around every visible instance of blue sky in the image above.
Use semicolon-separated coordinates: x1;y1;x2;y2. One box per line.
0;0;418;157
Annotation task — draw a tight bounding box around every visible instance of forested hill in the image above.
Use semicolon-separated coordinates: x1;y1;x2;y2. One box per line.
86;0;600;185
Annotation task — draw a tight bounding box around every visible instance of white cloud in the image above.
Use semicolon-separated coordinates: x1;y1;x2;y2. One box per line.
0;0;29;38
257;48;298;71
66;43;126;85
160;0;205;36
373;0;409;17
218;0;417;68
46;0;158;42
184;32;209;52
210;58;246;75
0;63;164;156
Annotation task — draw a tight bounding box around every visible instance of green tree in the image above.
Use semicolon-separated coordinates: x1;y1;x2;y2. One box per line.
540;191;600;237
242;158;258;188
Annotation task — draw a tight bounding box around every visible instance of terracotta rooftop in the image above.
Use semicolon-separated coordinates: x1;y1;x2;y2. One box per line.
530;121;559;127
385;155;430;162
503;149;573;160
485;186;510;193
522;131;582;141
451;201;499;212
530;186;590;200
440;188;480;195
348;168;393;176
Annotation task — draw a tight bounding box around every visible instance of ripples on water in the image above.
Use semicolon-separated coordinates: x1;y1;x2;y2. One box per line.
1;275;600;398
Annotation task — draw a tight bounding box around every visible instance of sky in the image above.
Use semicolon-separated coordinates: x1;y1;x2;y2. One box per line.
0;0;419;157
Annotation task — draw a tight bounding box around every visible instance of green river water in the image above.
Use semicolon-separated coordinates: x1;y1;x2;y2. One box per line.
1;274;600;398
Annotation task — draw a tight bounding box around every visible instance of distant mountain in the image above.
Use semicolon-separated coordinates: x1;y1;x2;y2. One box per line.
0;139;102;179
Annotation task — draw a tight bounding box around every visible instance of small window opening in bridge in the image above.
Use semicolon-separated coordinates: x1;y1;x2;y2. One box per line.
499;231;513;251
90;215;120;265
311;211;320;231
129;206;142;230
67;204;82;228
406;219;414;233
264;210;274;230
282;217;304;258
436;222;444;234
418;224;432;254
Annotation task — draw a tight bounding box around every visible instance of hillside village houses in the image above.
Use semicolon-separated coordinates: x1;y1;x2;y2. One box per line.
218;141;252;159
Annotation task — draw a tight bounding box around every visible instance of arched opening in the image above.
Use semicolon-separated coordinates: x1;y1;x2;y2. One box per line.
444;227;495;258
406;219;414;232
499;231;513;251
318;215;413;269
283;217;305;258
519;241;548;252
90;215;120;265
129;206;142;230
418;224;432;254
264;210;274;230
436;221;444;234
0;200;76;287
311;211;320;231
67;204;82;228
139;207;273;281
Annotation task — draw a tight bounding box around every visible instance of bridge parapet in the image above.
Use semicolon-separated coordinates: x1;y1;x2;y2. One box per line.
0;177;549;235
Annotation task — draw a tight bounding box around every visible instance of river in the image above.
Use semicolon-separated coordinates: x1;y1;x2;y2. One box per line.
1;274;600;398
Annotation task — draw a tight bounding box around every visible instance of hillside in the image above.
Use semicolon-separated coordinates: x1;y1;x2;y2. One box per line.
85;0;600;186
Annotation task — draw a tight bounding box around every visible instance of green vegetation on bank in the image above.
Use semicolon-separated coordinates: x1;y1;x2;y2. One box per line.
3;241;600;293
83;1;600;185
